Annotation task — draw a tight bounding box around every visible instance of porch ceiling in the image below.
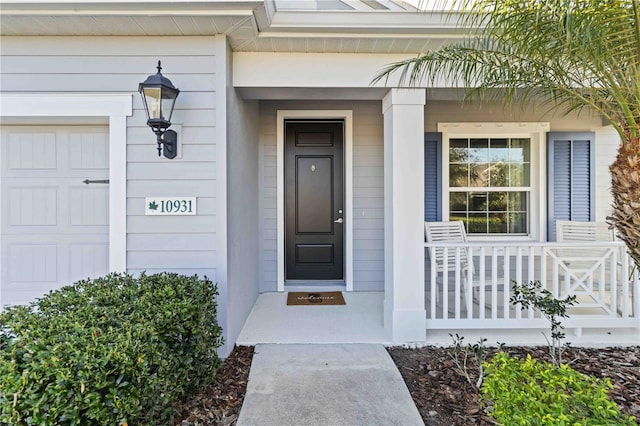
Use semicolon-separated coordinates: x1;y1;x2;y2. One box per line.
0;1;464;54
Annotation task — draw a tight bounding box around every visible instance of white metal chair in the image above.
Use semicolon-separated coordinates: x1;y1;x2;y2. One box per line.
425;221;508;314
555;220;622;311
425;221;474;305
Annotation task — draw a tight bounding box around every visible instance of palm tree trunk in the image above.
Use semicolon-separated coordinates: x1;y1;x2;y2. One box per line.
608;134;640;268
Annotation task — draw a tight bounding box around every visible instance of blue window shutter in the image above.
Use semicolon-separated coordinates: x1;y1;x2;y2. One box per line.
424;132;442;222
547;132;595;240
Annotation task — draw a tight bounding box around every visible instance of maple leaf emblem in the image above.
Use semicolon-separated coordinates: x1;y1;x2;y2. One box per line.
148;201;158;210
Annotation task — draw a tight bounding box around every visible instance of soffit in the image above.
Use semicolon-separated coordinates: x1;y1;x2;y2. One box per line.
0;0;465;54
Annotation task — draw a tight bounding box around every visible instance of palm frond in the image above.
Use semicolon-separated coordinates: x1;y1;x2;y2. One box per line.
375;0;640;139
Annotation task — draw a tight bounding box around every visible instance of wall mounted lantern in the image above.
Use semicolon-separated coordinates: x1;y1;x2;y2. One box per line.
139;61;180;159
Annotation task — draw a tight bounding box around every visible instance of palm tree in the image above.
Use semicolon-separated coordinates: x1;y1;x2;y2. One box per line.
374;0;640;267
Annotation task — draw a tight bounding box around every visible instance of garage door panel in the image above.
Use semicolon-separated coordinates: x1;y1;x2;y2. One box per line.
7;131;57;170
69;131;109;170
70;244;109;283
8;186;58;226
8;244;58;283
70;187;109;226
1;126;109;307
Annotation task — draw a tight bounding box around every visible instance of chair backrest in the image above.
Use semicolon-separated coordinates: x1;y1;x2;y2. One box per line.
556;220;614;242
556;220;617;263
425;221;471;273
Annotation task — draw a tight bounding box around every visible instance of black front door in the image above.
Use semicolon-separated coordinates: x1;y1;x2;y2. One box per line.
285;120;344;280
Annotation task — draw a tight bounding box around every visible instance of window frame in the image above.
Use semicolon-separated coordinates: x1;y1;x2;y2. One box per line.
438;122;550;241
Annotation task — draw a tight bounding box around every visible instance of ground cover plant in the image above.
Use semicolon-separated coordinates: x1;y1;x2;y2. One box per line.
0;273;223;425
482;352;636;425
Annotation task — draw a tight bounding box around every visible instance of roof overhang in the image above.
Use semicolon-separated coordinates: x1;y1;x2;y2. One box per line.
0;0;468;53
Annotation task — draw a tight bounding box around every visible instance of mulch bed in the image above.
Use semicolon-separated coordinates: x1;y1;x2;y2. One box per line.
173;344;640;425
387;345;640;426
173;345;254;426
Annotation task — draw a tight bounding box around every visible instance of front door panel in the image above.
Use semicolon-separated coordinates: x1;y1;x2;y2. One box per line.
285;121;344;280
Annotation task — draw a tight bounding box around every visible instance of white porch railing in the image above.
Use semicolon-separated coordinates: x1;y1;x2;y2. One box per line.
425;241;640;330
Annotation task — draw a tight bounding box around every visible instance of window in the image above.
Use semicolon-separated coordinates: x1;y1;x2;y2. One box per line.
448;137;530;235
436;123;548;240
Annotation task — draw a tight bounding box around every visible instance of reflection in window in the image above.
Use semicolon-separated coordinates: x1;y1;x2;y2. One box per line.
449;138;530;235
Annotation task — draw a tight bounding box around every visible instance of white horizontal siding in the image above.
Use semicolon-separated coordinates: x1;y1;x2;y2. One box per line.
1;55;217;75
1;36;223;280
2;74;216;93
127;162;217;180
128;251;216;270
127;215;218;233
259;100;384;292
128;126;217;145
127;144;217;163
0;36;221;56
126;180;216;197
128;233;216;251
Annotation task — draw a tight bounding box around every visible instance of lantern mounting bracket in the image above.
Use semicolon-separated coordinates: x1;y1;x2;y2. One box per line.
155;129;177;159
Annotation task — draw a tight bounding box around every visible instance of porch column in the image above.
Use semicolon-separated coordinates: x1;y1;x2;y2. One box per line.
382;88;426;342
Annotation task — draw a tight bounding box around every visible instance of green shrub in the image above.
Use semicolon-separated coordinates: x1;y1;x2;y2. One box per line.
481;352;636;426
0;273;223;425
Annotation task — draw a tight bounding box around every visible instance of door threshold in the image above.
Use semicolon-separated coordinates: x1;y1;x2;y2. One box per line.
285;280;346;293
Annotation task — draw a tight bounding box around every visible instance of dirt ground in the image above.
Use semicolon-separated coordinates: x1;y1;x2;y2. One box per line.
174;344;640;425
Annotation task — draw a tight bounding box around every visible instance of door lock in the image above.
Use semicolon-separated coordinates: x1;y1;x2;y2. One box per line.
334;218;344;224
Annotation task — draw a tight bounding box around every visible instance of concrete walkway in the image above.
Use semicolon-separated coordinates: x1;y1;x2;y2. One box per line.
236;344;424;426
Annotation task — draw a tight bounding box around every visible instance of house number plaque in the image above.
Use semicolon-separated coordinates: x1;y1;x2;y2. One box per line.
145;197;197;216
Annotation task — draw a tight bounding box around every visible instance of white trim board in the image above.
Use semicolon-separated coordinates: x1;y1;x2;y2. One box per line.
234;52;413;88
0;93;132;274
276;110;354;292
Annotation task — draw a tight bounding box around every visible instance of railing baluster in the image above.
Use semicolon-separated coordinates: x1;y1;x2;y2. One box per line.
442;248;449;320
515;248;522;320
491;246;498;320
551;247;559;299
430;250;437;320
454;247;461;320
503;246;510;320
527;246;535;319
631;261;640;320
621;250;629;318
478;246;486;320
610;248;617;316
604;250;616;316
467;246;474;319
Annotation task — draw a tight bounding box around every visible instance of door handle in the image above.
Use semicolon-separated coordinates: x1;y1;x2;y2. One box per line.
334;218;344;224
83;179;109;185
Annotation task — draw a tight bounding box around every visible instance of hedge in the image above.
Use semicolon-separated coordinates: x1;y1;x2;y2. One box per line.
0;273;223;425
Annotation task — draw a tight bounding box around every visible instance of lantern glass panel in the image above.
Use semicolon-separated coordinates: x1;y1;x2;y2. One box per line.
142;87;162;120
161;93;177;122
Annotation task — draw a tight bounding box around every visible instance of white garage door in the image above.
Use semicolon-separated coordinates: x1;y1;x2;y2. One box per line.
1;126;109;306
